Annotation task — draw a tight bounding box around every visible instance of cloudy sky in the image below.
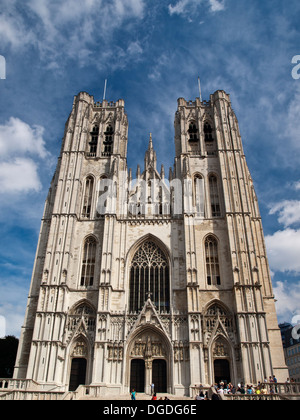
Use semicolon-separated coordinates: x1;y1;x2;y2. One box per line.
0;0;300;337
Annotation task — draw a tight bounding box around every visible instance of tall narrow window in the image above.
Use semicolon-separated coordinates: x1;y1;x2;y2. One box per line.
194;175;205;216
89;126;99;156
81;237;96;287
209;175;221;217
103;125;114;156
129;240;170;313
82;177;94;218
205;236;221;286
204;122;217;155
188;121;198;142
204;122;213;142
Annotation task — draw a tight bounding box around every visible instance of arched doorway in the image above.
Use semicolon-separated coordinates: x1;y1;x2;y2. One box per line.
130;359;145;392
214;359;231;385
68;335;91;392
152;360;167;393
126;323;172;395
69;358;87;391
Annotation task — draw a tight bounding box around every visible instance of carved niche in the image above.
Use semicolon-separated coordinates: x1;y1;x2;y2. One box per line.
213;339;229;358
130;335;166;359
72;340;88;357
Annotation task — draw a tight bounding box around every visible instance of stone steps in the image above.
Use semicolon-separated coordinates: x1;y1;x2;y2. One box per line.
80;393;192;401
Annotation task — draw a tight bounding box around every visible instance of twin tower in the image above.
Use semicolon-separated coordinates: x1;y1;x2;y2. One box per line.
14;90;287;396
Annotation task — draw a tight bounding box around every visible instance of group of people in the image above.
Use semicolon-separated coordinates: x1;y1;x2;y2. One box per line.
194;383;270;400
194;376;283;400
212;382;270;397
131;375;295;401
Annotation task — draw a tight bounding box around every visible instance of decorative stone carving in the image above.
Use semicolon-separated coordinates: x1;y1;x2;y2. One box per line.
108;343;123;361
213;341;229;357
72;340;88;357
130;336;166;359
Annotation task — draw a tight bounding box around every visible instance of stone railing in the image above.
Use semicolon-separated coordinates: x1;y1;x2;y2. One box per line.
63;384;124;400
263;382;300;395
224;394;283;401
0;379;40;392
0;390;64;401
190;386;211;399
192;383;300;401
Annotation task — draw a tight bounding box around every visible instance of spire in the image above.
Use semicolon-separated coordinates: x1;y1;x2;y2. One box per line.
144;133;157;170
148;133;153;150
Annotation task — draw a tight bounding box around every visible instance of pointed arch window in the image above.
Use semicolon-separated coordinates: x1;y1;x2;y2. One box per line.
89;126;99;156
97;175;108;217
82;176;94;218
209;175;221;217
188;121;198;142
129;240;170;313
103;124;114;156
80;237;97;287
205;236;221;286
204;122;213;142
194;174;205;216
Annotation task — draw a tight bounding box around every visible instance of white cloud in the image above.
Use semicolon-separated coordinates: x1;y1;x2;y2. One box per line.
0;278;29;337
28;0;145;36
0;117;48;194
148;53;170;81
26;0;145;66
168;0;194;16
168;0;225;17
0;117;47;159
265;228;300;274
258;86;300;165
127;41;144;56
286;86;300;151
269;200;300;228
294;181;300;191
274;281;300;323
0;158;42;194
0;0;146;69
0;1;34;49
209;0;225;12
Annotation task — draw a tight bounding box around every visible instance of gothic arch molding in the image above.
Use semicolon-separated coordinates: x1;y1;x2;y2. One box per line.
203;232;220;245
70;299;97;314
126;233;171;266
203;300;237;384
203;299;231;316
124;324;173;395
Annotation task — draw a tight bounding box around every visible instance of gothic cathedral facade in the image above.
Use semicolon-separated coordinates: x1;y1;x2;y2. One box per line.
14;90;287;396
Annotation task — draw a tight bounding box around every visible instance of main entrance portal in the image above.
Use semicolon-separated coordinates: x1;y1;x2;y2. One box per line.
130;360;145;392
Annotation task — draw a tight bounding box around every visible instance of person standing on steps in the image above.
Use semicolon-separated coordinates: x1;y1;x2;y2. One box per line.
151;383;155;395
131;389;136;400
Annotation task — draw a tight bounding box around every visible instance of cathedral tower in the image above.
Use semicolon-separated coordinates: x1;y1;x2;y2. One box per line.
14;90;287;396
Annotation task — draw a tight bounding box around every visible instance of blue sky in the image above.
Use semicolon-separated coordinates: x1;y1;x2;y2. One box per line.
0;0;300;336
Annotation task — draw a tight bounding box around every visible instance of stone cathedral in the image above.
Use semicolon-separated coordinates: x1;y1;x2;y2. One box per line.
14;90;287;397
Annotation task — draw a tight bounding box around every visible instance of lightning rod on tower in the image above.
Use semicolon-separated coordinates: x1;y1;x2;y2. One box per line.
198;76;203;102
103;79;107;101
